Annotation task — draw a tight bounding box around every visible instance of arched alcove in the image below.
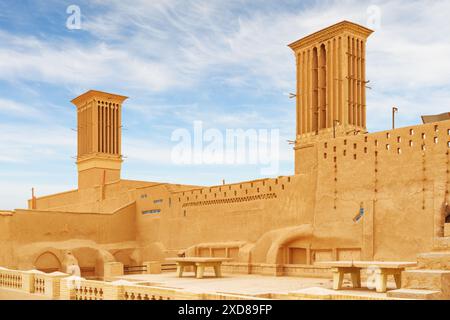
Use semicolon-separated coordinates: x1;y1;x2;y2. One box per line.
113;249;135;267
34;251;62;273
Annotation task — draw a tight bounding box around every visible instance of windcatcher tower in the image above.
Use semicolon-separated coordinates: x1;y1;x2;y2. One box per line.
71;90;128;189
289;21;373;173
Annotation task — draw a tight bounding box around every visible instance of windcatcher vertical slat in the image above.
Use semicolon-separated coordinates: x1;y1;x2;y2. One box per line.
71;90;128;189
288;21;373;174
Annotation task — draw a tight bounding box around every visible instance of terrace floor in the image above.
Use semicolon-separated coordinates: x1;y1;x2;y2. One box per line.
118;271;400;300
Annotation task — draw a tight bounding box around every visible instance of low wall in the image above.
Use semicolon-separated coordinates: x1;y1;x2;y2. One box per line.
0;266;265;300
9;202;136;244
0;267;67;299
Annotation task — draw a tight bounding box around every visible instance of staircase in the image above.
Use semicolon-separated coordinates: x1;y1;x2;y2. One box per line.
387;251;450;300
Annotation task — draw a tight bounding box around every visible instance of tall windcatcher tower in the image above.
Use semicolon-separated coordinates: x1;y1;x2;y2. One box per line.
289;21;373;173
71;90;128;189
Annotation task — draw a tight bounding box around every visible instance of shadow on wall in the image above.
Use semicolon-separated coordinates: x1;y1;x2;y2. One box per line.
250;224;314;264
112;248;140;267
175;225;315;266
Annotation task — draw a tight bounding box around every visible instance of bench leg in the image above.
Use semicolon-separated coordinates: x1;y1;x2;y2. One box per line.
196;265;205;279
214;265;222;278
393;272;402;289
177;265;184;278
193;265;198;277
351;271;361;288
333;270;344;290
375;271;387;293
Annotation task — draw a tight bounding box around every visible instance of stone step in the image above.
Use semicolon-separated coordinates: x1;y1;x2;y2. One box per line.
387;289;442;300
402;269;450;297
417;251;450;270
433;237;450;251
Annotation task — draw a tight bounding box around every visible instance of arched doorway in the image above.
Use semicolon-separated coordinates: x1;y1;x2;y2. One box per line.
70;247;99;278
34;251;62;273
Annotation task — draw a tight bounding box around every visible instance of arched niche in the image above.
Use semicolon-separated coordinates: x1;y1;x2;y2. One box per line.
34;251;62;273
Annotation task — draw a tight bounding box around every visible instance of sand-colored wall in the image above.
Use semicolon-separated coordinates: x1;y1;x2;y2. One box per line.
0;212;14;268
132;183;207;259
0;203;136;268
29;179;157;213
160;175;313;249
132;120;450;263
11;204;136;244
132;174;317;263
311;120;449;261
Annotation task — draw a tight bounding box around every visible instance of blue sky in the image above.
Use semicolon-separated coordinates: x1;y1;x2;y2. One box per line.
1;0;450;209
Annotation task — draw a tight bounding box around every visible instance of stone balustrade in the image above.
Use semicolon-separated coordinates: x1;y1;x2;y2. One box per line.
0;267;71;299
0;265;263;300
33;273;46;295
122;283;201;300
0;267;23;291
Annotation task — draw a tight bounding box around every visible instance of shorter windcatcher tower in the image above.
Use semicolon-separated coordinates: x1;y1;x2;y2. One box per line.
71;90;128;189
289;21;373;173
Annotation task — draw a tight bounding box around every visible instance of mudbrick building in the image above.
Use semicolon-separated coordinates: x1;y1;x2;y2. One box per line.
1;21;450;300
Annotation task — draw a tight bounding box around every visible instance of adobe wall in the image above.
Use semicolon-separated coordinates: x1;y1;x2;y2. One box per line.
313;120;450;261
0;212;14;269
2;120;449;270
0;203;137;268
168;175;314;248
133;120;450;265
132;183;212;258
12;204;136;243
133;175;317;263
29;179;157;213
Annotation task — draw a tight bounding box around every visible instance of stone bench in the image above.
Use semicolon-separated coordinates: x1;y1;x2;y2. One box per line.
318;261;417;293
166;257;232;279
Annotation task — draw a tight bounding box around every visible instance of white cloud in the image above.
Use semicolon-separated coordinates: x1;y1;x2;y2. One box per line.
0;98;44;119
0;123;76;164
2;0;450;103
1;0;450;209
0;31;178;92
122;136;172;164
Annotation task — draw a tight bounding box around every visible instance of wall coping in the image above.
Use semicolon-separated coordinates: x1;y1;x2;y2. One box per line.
13;201;136;216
